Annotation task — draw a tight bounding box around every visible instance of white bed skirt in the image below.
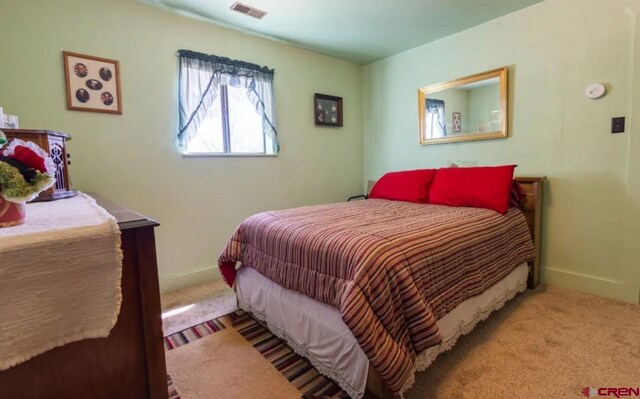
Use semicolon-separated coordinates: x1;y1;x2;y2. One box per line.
236;263;529;399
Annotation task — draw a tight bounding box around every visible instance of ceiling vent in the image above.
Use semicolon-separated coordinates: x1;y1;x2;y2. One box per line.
230;2;267;19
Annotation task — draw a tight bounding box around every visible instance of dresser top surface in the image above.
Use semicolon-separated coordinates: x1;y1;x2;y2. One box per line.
1;129;71;139
89;193;159;230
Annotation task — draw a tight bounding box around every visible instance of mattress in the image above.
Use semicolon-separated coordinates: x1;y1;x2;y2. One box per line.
236;262;529;399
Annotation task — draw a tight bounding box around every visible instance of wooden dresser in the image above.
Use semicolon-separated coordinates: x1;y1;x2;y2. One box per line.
0;195;168;399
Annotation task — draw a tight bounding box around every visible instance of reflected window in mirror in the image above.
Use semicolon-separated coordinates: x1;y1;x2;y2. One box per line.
426;99;446;138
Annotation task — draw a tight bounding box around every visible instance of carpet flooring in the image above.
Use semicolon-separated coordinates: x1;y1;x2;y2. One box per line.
162;283;640;399
164;310;348;398
161;279;236;336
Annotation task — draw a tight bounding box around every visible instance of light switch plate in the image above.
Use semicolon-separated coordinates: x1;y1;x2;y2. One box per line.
612;117;625;134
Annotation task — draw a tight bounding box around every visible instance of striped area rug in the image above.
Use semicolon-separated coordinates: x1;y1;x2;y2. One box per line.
164;310;349;399
167;375;180;399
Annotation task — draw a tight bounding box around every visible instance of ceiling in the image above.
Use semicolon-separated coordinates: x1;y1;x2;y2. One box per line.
139;0;545;64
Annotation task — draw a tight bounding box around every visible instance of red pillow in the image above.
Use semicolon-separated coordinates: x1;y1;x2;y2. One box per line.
369;169;437;203
429;165;516;214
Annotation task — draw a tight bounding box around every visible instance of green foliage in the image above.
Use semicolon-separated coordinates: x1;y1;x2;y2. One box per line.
0;161;55;203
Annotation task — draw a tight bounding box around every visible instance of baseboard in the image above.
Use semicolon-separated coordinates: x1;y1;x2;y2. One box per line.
543;267;636;303
160;265;635;301
159;266;220;294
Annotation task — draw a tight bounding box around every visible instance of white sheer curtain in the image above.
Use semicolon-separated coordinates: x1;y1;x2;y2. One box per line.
177;50;278;152
426;98;446;138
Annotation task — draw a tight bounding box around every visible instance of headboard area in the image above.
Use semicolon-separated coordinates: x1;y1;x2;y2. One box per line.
366;176;545;289
515;177;545;289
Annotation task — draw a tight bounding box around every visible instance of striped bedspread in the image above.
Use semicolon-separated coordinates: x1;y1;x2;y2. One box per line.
218;199;535;394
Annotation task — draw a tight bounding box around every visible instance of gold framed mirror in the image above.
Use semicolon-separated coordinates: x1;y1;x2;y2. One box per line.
418;67;508;145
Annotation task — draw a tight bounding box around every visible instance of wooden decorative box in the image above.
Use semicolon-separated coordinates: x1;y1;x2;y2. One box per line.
1;129;76;201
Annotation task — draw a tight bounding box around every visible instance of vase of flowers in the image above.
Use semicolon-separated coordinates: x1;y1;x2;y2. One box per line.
0;131;56;227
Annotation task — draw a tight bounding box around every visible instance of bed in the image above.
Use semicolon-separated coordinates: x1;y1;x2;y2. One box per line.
219;177;544;399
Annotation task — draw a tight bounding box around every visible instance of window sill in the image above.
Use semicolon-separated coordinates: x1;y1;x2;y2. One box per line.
181;152;278;158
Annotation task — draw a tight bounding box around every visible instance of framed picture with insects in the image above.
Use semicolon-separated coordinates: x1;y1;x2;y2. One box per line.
314;93;343;127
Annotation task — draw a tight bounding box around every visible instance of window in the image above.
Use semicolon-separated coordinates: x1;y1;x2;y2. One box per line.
186;84;269;154
177;50;278;155
425;98;446;139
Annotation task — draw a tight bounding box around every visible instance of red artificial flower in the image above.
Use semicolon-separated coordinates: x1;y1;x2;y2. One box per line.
11;145;48;173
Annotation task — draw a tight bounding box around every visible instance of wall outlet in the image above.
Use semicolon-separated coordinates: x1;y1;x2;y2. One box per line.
611;117;625;134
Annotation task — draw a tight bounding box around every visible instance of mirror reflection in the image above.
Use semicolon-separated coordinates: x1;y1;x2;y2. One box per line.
419;67;507;145
425;77;500;139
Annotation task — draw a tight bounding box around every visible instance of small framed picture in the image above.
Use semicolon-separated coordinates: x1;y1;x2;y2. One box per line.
63;51;122;114
452;112;461;132
490;110;501;123
2;114;19;129
314;93;343;127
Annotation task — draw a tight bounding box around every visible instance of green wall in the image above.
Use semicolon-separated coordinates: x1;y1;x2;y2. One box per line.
0;0;364;291
468;84;500;133
2;0;638;302
364;0;640;303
